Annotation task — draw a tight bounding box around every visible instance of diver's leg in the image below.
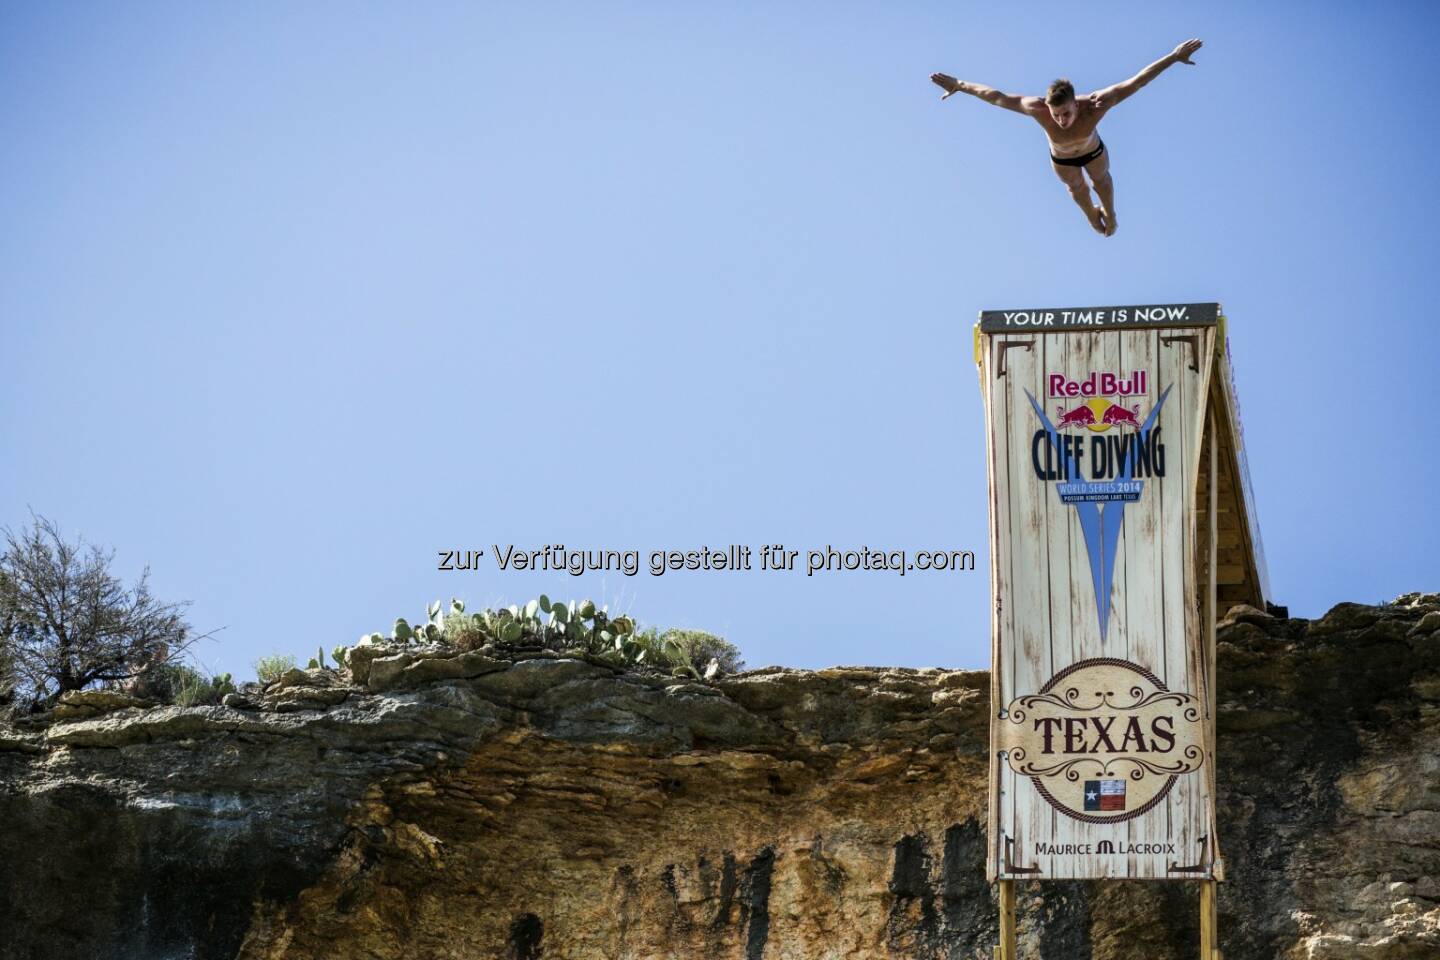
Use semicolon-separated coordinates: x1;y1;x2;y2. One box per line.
1086;150;1115;236
1053;161;1105;235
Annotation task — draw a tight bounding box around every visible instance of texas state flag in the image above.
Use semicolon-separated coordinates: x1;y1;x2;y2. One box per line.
1084;779;1126;812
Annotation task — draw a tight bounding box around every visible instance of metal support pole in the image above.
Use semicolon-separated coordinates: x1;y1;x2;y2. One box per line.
998;880;1016;960
1200;879;1220;959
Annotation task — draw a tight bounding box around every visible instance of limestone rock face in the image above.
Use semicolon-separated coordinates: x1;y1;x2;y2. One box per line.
0;595;1437;959
51;688;152;719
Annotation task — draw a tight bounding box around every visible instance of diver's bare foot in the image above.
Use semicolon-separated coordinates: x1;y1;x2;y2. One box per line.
1100;207;1117;236
1087;207;1107;235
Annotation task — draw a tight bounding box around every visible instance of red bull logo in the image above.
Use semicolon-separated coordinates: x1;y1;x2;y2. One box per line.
1048;370;1149;433
1101;403;1142;429
1055;404;1098;430
1055;400;1143;432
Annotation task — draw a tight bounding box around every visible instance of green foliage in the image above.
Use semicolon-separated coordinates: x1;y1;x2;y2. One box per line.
657;629;745;679
440;608;487;650
253;654;296;684
171;667;208;707
171;667;236;707
132;663;237;707
354;596;740;681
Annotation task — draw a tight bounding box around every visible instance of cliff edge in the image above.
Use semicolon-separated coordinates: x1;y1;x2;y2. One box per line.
2;595;1438;959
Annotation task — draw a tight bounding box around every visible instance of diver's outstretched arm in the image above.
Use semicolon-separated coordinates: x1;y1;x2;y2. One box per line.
1089;39;1202;111
930;73;1038;115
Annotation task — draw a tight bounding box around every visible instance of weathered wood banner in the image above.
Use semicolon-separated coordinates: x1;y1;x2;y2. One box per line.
975;302;1270;882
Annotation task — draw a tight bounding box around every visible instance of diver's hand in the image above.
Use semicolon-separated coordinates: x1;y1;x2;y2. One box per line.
1171;39;1203;65
931;73;964;99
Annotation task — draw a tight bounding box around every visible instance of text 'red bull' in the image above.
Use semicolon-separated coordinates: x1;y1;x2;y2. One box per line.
1048;370;1148;399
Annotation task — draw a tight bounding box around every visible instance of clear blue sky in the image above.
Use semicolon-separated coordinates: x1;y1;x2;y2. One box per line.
3;2;1437;679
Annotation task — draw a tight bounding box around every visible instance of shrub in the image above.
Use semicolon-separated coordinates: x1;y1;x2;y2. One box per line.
657;629;745;676
172;667;235;707
442;615;488;651
127;662;235;706
1;516;196;707
128;662;194;702
253;654;296;684
172;669;210;707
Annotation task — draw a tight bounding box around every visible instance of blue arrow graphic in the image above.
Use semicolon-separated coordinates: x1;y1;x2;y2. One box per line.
1024;387;1171;644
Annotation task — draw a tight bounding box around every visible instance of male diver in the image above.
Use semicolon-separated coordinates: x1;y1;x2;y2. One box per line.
930;39;1203;236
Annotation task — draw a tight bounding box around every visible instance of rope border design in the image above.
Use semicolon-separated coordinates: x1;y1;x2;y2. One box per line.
1039;656;1168;694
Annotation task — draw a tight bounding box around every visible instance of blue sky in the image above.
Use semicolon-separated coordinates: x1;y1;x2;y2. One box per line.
2;2;1437;678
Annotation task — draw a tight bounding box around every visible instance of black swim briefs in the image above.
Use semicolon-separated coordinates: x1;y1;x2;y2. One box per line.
1052;138;1104;167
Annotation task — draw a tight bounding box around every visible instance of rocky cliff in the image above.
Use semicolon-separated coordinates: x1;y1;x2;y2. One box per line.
1;595;1438;960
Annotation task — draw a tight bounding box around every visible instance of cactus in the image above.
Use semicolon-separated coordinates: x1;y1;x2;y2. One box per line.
361;597;737;682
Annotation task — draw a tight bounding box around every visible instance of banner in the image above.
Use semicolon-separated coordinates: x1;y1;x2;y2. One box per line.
979;312;1224;881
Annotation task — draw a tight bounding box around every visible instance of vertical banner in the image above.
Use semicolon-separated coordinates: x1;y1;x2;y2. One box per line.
978;305;1222;881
